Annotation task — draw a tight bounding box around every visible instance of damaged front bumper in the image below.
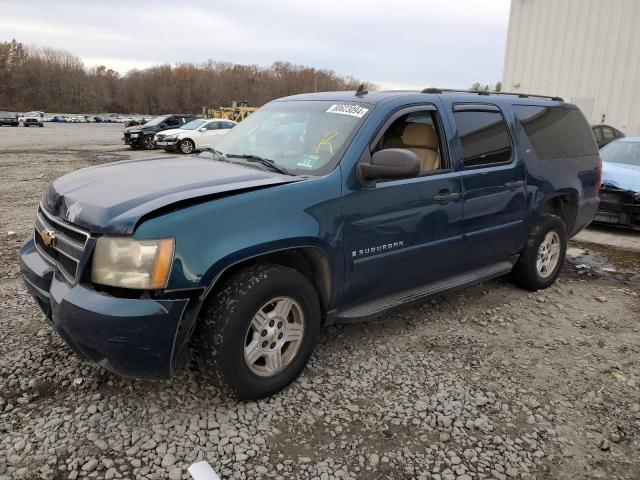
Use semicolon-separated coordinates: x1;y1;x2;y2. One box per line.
19;234;200;378
595;187;640;229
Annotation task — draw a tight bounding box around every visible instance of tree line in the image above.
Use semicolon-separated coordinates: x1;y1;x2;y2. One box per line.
0;40;376;114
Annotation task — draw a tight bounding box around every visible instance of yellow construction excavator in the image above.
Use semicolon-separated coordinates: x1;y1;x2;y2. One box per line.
202;101;257;122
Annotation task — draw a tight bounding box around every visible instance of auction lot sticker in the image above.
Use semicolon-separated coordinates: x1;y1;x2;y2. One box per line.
326;104;369;118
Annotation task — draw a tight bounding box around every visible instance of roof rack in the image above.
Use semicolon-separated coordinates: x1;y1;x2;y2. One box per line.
420;88;563;102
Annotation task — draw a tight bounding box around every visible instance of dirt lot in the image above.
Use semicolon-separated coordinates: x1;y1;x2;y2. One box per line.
0;123;639;480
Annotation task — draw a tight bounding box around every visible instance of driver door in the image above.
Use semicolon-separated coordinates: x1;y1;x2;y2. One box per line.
341;106;464;307
199;121;223;149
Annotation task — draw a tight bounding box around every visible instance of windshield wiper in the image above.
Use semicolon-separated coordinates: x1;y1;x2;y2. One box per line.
226;154;292;175
202;147;229;162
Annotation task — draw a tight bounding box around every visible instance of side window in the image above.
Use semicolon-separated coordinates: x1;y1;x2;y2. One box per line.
372;110;445;174
205;122;218;130
602;127;615;141
513;106;598;158
223;121;235;129
593;127;603;143
166;117;180;126
453;110;512;167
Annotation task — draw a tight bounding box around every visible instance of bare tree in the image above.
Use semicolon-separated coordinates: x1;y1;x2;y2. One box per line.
0;40;377;114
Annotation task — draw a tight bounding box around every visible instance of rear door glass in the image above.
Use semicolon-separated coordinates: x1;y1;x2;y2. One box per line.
513;106;598;159
453;110;512;167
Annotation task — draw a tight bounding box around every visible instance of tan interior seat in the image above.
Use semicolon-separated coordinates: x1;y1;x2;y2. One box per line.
400;123;441;172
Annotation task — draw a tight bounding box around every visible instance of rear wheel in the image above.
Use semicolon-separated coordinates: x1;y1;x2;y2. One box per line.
511;213;567;291
194;264;321;399
179;139;195;154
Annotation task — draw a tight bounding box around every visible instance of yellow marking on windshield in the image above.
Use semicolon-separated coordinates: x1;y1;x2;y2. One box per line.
315;131;338;156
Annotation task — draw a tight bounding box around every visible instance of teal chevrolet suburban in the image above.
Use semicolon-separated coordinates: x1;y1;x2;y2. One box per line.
20;88;600;398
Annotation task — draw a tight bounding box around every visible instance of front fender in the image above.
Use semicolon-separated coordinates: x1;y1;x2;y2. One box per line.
133;172;344;292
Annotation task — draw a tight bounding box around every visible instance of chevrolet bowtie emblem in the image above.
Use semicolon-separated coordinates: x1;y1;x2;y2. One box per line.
41;229;57;248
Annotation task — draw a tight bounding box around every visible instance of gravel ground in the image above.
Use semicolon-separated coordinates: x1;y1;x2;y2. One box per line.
1;123;639;480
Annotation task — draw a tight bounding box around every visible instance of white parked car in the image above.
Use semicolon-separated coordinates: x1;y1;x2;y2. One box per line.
155;118;237;154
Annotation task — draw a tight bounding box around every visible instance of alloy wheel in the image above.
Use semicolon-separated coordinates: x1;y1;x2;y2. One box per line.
536;231;561;278
244;296;305;377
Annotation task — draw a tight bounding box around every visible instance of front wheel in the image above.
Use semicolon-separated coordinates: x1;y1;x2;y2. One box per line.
178;139;195;154
194;264;321;399
142;135;155;150
511;213;567;291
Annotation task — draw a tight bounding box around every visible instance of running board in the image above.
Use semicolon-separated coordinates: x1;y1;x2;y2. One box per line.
337;260;515;322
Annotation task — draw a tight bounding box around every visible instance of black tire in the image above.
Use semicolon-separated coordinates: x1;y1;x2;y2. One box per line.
511;213;567;291
23;124;29;127
142;135;156;150
39;123;43;127
178;139;195;154
194;264;321;399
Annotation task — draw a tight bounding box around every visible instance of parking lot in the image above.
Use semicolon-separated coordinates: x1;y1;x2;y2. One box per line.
0;123;639;480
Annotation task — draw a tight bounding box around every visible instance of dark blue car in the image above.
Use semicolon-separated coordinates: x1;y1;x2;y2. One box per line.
20;89;600;399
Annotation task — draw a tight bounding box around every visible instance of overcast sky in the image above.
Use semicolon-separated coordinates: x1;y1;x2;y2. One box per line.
0;0;511;90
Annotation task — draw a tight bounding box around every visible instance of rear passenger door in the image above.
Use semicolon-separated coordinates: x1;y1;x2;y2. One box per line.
452;104;527;269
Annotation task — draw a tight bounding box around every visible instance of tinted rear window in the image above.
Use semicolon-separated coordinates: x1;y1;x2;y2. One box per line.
513;106;598;159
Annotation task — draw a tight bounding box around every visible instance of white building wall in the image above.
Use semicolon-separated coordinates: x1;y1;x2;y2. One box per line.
502;0;640;135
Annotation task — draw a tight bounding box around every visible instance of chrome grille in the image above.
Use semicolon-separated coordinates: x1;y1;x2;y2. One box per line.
34;205;89;283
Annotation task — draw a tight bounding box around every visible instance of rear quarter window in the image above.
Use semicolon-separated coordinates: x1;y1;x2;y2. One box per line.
513;105;598;159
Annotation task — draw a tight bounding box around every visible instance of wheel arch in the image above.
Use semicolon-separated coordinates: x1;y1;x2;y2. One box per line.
535;191;579;235
208;246;332;311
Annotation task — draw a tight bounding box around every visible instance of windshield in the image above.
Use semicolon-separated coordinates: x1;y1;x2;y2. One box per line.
601;140;640;166
212;100;371;175
182;119;207;130
143;115;170;127
25;112;40;117
0;112;13;116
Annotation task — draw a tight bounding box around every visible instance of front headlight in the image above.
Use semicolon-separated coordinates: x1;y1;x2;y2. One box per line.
165;134;178;140
91;237;174;289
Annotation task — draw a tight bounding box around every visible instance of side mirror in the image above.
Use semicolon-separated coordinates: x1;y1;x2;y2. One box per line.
358;149;421;185
160;123;167;129
198;127;207;132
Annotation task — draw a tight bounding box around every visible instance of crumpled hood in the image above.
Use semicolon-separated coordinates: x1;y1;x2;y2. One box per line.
601;161;640;192
44;156;299;235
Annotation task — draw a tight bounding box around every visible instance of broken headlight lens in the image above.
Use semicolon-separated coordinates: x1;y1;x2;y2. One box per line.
91;237;174;289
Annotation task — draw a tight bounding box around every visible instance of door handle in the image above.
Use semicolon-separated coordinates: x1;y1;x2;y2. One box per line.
504;180;526;189
433;191;460;203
